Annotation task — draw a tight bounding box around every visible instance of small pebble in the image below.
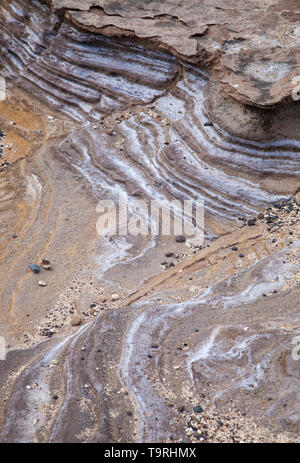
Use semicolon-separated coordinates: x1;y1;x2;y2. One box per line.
41;259;52;270
151;343;159;349
165;252;174;258
70;315;82;326
29;264;40;274
193;405;204;414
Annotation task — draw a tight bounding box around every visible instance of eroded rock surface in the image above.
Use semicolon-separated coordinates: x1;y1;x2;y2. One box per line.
0;0;300;444
48;0;300;107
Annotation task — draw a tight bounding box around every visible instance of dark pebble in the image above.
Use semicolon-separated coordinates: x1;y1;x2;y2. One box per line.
247;218;256;226
29;264;40;274
165;252;174;258
175;235;186;243
193;405;203;413
41;330;52;338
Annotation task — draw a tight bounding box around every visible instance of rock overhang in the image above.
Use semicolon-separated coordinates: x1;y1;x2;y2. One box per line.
45;0;300;108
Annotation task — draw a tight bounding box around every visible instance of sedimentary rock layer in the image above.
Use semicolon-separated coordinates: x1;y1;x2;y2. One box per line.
0;0;300;444
47;0;300;107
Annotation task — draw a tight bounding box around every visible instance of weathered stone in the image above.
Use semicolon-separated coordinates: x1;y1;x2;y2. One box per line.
29;264;40;274
247;218;256;226
175;235;186;243
50;0;300;108
193;405;204;414
41;259;52;270
70;315;82;326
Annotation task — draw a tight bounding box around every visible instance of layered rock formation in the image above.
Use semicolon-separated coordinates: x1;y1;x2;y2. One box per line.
0;0;300;443
47;0;300;108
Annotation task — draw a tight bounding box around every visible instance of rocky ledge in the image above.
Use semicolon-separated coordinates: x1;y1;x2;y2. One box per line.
47;0;300;108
